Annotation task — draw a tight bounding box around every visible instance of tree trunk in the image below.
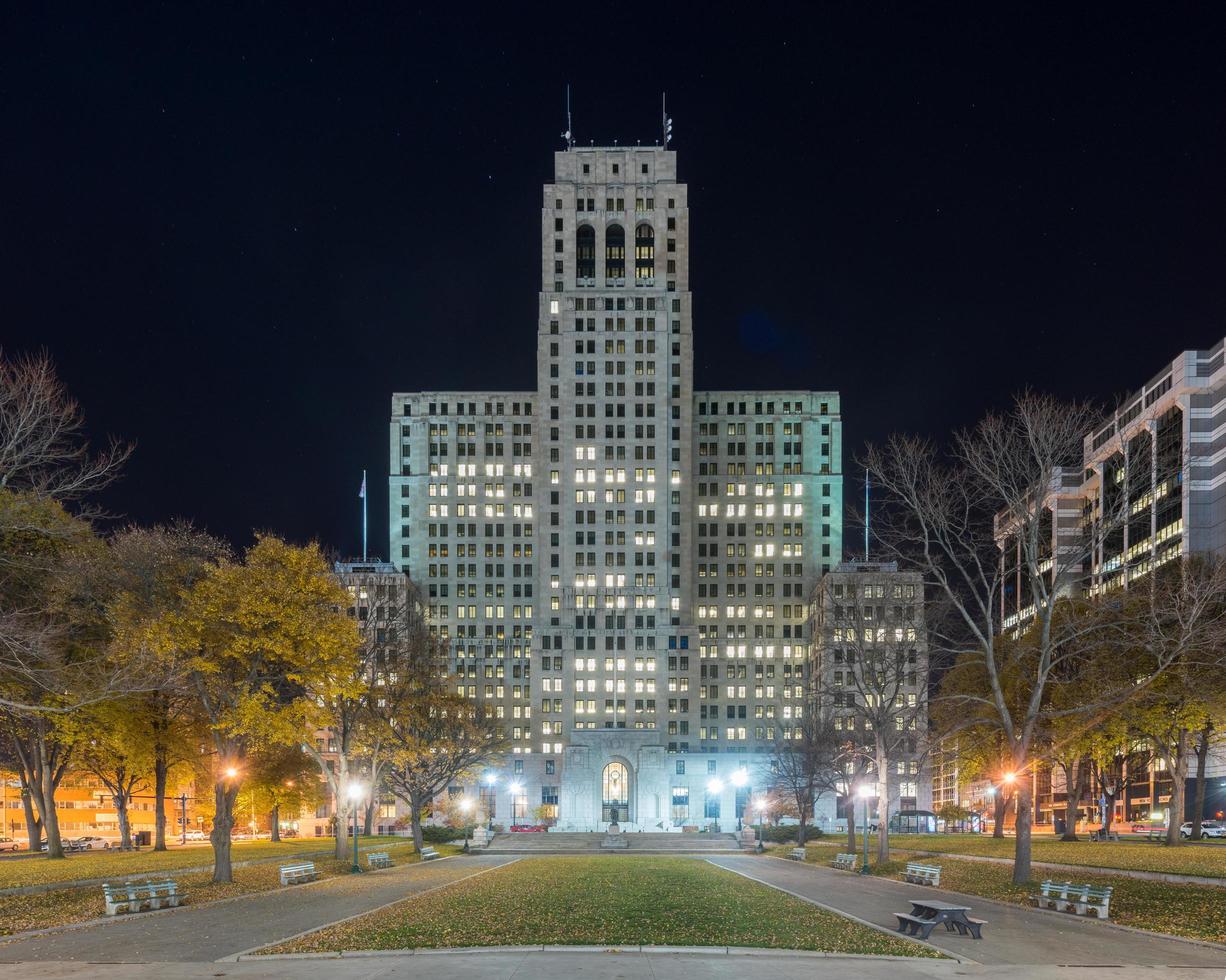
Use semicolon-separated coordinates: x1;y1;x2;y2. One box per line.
19;780;41;852
363;799;375;836
1012;780;1033;884
210;780;239;883
845;795;857;854
409;802;424;853
153;751;169;851
875;735;890;864
1165;730;1189;847
1191;726;1210;841
334;804;350;861
38;758;64;859
116;791;133;850
796;813;808;847
1061;761;1083;842
992;789;1007;838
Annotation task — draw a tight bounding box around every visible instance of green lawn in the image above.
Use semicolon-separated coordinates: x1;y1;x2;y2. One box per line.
0;838;449;937
0;836;421;891
875;833;1226;879
262;856;939;956
862;854;1226;945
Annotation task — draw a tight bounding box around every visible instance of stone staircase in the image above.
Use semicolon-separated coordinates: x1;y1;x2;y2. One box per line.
483;831;743;854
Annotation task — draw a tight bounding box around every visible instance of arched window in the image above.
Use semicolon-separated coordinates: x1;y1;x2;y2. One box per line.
602;761;629;823
576;225;595;280
605;224;625;281
635;224;655;280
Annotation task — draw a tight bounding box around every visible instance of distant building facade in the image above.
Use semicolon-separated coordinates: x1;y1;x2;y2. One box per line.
809;562;931;825
389;143;844;830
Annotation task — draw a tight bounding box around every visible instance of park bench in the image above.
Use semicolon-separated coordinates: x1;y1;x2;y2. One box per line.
1031;880;1113;919
1144;829;1165;842
831;852;858;871
419;846;440;861
789;847;807;861
279;861;320;886
366;851;393;869
102;879;183;916
902;862;942;886
1089;829;1119;842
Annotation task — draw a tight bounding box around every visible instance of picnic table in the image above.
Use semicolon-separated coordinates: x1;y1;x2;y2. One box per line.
894;899;985;940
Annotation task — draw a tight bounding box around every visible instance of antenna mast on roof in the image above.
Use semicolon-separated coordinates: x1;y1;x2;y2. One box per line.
662;92;673;147
562;84;574;150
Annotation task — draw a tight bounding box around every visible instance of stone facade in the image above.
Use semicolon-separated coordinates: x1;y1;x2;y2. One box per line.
390;143;844;831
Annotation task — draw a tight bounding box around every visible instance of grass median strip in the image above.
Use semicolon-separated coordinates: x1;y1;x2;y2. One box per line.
801;834;1225;879
258;855;940;956
861;854;1226;945
0;836;415;891
0;840;449;937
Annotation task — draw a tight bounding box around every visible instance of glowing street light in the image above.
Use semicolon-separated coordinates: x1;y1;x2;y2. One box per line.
730;769;748;788
706;778;724;795
753;797;768;853
459;797;475;851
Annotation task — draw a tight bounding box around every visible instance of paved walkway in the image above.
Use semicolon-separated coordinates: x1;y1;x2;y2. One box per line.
0;951;1220;979
0;854;516;962
706;856;1226;968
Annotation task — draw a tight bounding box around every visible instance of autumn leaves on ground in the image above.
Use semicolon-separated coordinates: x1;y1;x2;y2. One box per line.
261;856;938;956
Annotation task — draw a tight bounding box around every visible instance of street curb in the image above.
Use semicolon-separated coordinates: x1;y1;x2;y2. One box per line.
239;944;947;962
709;858;967;964
0;849;450;945
222;857;519;961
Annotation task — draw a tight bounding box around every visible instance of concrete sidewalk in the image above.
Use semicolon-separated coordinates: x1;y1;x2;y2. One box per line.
0;951;1220;980
0;854;516;963
706;855;1226;968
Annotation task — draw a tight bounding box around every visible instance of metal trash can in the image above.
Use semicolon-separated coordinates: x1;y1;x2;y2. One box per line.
134;831;151;847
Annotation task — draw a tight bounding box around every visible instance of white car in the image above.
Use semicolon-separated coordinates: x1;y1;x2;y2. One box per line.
182;830;208;842
1180;821;1226;839
72;836;111;850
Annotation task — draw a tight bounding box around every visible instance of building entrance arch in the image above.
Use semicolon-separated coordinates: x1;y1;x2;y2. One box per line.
602;760;631;824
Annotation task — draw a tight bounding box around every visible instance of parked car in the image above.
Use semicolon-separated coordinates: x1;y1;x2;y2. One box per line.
1130;822;1163;834
183;830;208;842
0;837;21;852
72;836;111;850
1180;820;1226;839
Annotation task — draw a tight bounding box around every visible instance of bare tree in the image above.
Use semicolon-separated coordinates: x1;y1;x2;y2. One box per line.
864;392;1212;881
0;349;131;502
369;623;507;851
766;712;847;847
811;568;927;863
0;350;137;717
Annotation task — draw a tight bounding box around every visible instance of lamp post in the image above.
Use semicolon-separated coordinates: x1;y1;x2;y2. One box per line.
857;784;872;874
509;782;523;829
459;797;475;851
730;769;748;832
484;772;498;831
347;782;366;873
754;801;767;853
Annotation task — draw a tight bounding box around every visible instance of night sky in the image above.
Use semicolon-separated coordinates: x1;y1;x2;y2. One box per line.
3;6;1223;557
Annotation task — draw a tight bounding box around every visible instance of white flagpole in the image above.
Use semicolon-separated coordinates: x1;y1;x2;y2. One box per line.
362;469;368;561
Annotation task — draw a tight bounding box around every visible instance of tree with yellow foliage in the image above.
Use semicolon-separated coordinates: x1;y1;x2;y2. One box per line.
144;535;361;882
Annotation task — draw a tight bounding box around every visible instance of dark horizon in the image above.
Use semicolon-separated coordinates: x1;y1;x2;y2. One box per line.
4;6;1223;555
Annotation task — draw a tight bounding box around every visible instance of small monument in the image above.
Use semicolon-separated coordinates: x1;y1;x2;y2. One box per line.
601;816;629;849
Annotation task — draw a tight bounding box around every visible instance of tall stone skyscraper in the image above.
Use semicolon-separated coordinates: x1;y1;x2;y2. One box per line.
391;143;843;830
